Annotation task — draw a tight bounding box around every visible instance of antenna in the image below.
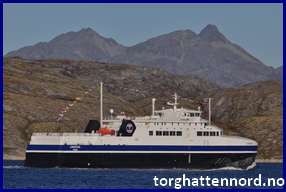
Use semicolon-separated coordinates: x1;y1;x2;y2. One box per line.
100;82;103;128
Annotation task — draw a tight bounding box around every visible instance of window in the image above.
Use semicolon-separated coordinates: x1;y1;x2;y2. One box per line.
210;132;215;136
197;131;202;136
163;131;169;136
156;131;162;136
149;131;153;136
170;131;176;136
216;132;219;136
203;132;209;136
221;131;223;136
190;113;194;117
195;123;197;126
176;131;182;136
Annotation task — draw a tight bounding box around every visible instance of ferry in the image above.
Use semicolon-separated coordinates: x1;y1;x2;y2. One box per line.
25;82;257;169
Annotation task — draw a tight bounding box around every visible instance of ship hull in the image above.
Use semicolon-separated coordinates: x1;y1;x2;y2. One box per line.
25;152;256;169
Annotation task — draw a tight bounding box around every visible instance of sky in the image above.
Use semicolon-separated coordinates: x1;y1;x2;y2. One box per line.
3;3;283;67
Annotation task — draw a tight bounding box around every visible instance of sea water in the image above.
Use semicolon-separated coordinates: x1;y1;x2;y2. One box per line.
3;160;283;189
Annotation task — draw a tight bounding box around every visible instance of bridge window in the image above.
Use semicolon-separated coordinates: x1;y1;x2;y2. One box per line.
163;131;169;136
170;131;176;136
197;131;202;136
156;131;162;136
176;131;182;136
203;132;209;136
149;131;153;136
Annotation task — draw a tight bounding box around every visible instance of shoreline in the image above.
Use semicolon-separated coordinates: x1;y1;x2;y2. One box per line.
4;156;25;161
256;159;283;163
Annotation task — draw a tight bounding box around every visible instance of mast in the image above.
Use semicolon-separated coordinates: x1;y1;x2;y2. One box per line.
208;98;212;125
152;98;156;116
174;93;178;110
167;93;179;110
100;82;103;127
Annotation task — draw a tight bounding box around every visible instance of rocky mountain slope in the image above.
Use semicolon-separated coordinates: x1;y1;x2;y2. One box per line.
112;25;277;87
4;57;282;160
275;66;283;80
211;81;282;159
6;25;278;87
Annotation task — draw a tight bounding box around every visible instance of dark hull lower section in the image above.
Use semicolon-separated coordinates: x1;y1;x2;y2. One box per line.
25;153;256;169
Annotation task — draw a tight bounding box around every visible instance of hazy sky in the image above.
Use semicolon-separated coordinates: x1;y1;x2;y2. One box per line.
4;3;283;67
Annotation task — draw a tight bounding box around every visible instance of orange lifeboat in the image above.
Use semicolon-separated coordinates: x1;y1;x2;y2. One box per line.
97;128;115;136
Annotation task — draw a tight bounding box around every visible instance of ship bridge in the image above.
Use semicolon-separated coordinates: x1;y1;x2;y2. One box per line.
152;108;202;122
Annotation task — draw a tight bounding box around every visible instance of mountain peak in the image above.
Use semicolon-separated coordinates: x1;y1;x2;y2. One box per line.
199;24;228;42
163;29;197;40
79;27;95;33
77;27;101;36
201;24;219;33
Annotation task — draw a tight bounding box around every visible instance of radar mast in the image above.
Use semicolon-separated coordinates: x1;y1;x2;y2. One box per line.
167;93;179;110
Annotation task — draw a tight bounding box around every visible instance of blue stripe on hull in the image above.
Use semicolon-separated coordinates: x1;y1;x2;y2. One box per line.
27;145;257;151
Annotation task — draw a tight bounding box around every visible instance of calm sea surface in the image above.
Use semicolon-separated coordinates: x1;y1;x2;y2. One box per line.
4;160;283;189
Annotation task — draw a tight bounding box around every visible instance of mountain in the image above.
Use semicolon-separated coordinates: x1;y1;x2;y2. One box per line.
6;25;278;87
4;57;282;160
274;66;283;79
112;25;276;87
6;28;125;62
